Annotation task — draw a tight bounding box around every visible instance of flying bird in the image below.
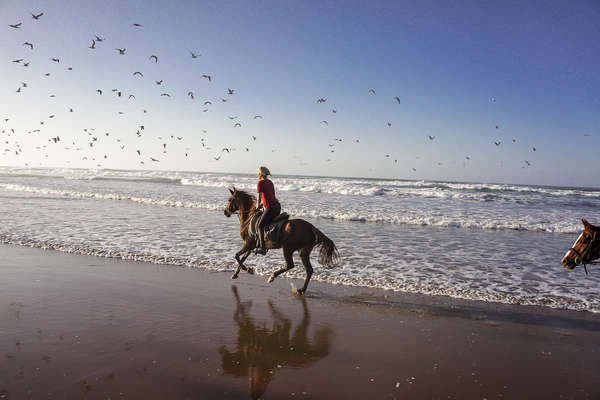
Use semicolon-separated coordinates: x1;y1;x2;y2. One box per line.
160;93;171;97
89;40;96;49
149;55;158;63
234;123;241;128
129;94;136;100
227;88;235;95
31;12;44;20
155;80;163;85
201;74;211;81
133;23;143;27
393;96;401;104
96;89;102;95
95;35;104;42
150;157;159;162
133;71;143;77
23;42;34;49
386;122;392;127
494;141;501;146
12;59;24;63
368;89;376;95
203;101;212;105
253;115;262;119
532;147;536;152
190;51;200;58
428;135;436;141
9;23;22;28
187;91;194;99
316;98;327;103
51;58;59;62
116;48;126;55
320;120;328;126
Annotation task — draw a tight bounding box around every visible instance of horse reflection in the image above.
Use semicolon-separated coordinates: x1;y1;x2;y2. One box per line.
219;286;333;399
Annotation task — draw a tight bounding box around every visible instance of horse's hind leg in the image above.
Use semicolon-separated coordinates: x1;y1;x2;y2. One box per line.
267;246;295;284
297;246;314;295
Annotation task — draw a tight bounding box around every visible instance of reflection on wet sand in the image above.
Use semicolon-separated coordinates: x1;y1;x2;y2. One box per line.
219;286;334;399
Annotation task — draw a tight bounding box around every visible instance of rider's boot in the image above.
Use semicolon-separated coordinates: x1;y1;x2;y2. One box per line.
255;228;268;255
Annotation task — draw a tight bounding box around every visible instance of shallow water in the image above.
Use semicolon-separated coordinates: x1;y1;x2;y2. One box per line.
1;167;599;312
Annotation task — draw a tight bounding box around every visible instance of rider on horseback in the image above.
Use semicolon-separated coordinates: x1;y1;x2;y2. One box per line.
255;166;281;255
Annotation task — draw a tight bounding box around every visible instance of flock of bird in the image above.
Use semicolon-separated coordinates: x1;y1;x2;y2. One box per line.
3;10;584;173
3;12;275;168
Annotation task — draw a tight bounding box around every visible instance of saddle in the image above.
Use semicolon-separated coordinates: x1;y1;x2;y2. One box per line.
248;211;290;246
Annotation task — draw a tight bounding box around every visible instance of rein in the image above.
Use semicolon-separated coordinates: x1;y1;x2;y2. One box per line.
569;231;599;275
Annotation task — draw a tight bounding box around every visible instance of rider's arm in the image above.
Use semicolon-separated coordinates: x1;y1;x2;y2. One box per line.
256;181;263;209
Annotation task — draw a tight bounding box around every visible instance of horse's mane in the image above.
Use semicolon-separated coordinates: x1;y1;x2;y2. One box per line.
235;190;256;210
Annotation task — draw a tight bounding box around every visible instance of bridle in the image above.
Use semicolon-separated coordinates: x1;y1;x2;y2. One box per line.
569;230;599;275
226;195;255;224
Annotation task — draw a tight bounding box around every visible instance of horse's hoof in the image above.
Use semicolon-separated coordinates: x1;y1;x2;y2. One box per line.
247;267;254;275
296;289;304;296
268;274;275;283
231;274;238;280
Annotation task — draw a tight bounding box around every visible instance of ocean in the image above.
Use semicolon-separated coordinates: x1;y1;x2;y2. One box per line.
1;166;599;312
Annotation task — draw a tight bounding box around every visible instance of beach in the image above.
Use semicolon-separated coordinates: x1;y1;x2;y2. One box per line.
2;244;599;399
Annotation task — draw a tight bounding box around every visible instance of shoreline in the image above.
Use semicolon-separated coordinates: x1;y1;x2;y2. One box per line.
2;244;600;399
1;236;597;315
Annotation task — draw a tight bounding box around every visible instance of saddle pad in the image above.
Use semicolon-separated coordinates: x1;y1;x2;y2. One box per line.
264;219;289;246
248;212;289;245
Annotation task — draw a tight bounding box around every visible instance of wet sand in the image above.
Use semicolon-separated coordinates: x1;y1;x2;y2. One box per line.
1;244;599;399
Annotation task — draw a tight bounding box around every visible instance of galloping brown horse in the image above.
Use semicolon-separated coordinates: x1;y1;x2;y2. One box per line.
561;219;600;273
224;188;340;294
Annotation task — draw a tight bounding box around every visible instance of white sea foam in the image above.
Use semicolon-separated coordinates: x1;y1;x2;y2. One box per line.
0;182;588;233
1;167;600;313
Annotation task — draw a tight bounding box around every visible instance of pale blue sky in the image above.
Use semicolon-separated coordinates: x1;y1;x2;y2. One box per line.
1;0;599;187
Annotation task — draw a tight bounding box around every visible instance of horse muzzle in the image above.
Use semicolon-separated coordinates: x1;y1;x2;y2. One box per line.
561;256;576;270
224;209;231;217
562;262;575;270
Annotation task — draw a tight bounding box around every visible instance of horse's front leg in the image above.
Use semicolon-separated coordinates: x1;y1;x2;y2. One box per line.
232;241;255;279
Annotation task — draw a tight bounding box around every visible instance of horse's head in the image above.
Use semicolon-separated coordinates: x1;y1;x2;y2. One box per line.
224;187;255;218
224;187;239;217
562;219;600;270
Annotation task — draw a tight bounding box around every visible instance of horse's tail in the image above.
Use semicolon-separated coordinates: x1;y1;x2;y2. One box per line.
312;227;340;269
